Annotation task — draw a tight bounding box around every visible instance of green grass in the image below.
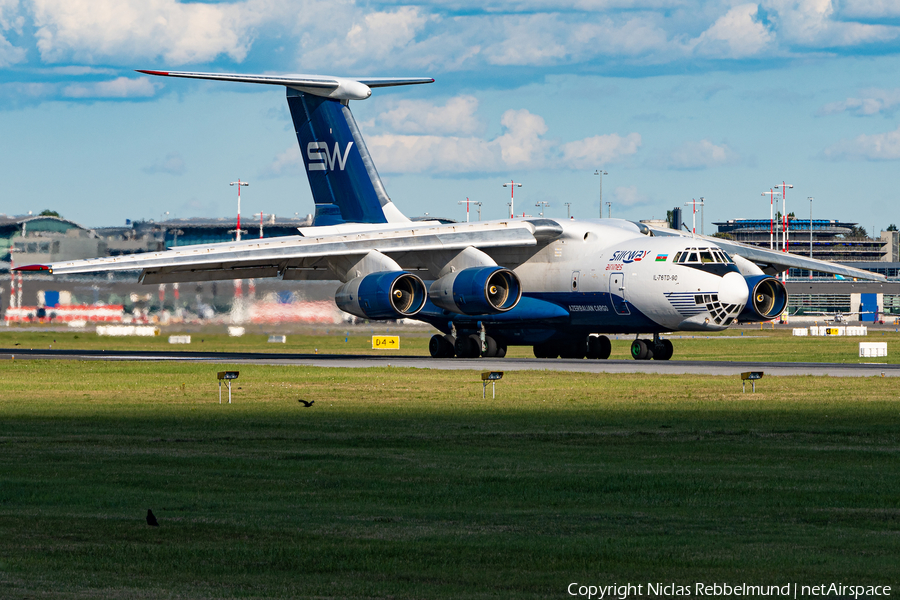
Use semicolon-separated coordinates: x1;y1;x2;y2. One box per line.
3;324;900;363
1;360;899;598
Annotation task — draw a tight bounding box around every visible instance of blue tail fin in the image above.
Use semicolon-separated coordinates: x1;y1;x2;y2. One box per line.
287;89;407;226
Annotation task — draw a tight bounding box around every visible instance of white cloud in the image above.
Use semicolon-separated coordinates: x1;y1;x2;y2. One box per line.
560;133;642;169
143;152;185;175
62;76;157;98
0;0;24;31
0;0;25;67
345;7;432;60
374;96;482;136
655;139;741;170
265;103;641;175
30;0;278;64
818;88;900;116
823;126;900;160
839;0;900;19
261;145;304;178
612;185;652;207
762;0;899;48
299;6;437;70
367;133;499;173
692;3;774;58
496;109;552;167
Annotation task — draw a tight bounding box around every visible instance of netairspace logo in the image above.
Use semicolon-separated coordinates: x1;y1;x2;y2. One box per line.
566;582;892;599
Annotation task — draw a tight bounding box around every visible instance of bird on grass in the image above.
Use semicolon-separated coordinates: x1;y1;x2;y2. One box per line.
146;509;159;527
298;399;315;407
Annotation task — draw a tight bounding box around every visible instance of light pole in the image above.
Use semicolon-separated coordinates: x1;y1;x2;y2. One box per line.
458;198;479;223
761;189;781;249
808;196;813;260
502;181;522;218
699;197;705;235
254;212;265;238
535;201;550;218
684;198;705;236
775;182;793;252
594;169;607;218
564;202;572;219
605;202;611;219
474;201;482;221
230;179;249;241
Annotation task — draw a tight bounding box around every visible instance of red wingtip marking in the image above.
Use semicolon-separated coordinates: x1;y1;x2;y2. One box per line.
14;264;51;272
136;70;169;76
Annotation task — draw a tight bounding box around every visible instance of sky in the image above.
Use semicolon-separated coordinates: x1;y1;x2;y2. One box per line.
1;0;900;234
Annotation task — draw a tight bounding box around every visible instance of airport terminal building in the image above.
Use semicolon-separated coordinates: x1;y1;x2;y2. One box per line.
713;218;900;321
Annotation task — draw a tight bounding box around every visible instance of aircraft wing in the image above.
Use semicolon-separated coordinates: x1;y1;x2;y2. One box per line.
26;220;564;284
646;225;886;281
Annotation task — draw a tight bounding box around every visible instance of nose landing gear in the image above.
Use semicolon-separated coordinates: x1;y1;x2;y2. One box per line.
631;334;674;361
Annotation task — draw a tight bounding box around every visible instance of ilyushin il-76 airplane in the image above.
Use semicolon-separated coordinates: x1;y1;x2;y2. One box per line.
20;69;884;360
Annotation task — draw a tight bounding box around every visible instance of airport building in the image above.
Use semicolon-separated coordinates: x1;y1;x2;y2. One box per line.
712;217;900;321
1;214;107;270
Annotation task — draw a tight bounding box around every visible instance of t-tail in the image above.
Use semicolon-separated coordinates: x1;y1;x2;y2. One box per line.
136;70;433;225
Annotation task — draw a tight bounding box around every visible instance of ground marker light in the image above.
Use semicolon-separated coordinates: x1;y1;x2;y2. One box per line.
741;371;763;393
482;371;503;399
217;371;239;404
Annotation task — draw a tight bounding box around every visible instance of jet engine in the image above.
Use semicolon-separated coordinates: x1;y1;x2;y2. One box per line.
429;266;522;315
737;275;788;322
335;271;427;319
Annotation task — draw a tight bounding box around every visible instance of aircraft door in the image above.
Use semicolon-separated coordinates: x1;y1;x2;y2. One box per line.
609;273;630;315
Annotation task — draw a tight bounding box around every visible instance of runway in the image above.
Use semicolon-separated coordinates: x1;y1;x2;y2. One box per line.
2;347;898;377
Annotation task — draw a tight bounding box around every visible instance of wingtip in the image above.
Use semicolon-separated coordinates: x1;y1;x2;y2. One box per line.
14;264;51;273
136;69;169;76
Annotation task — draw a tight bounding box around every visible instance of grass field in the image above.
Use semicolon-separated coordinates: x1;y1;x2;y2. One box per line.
2;323;900;363
1;359;898;598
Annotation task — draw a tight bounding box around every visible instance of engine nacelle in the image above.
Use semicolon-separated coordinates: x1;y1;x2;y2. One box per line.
335;271;427;319
737;275;788;322
429;266;522;315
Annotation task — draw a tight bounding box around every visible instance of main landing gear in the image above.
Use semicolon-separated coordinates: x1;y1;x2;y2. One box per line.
533;334;612;360
630;333;674;361
428;333;507;358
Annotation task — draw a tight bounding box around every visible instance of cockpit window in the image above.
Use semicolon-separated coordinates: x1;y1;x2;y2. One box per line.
676;247;734;265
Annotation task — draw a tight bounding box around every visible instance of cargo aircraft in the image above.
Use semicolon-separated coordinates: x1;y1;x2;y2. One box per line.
19;70;884;360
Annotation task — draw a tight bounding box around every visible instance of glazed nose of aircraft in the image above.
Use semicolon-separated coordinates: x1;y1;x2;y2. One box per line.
719;271;749;306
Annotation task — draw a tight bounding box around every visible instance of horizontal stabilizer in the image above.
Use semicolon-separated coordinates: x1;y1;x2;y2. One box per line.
136;70;433;100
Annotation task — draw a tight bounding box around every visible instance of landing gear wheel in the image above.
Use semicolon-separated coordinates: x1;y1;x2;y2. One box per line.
630;339;653;360
495;343;507;358
533;342;558;359
560;340;586;359
587;335;611;360
653;339;674;361
455;335;479;358
429;334;456;358
482;336;498;358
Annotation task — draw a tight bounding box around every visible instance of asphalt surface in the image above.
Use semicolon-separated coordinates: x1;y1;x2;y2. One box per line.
2;347;898;377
